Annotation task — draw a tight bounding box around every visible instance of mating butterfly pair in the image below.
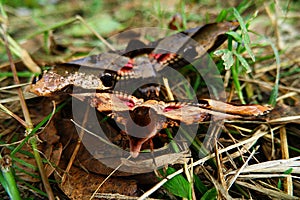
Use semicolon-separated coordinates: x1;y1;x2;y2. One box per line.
30;21;271;158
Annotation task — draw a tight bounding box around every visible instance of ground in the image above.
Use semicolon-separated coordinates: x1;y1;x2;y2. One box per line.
0;0;300;199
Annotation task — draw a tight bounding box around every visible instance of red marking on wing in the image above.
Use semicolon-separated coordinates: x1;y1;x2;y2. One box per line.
115;94;139;110
149;53;163;60
149;53;176;63
125;99;136;109
119;59;134;74
163;105;182;112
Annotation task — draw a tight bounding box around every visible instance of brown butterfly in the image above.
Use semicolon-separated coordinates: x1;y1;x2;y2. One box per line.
71;92;271;157
30;21;272;158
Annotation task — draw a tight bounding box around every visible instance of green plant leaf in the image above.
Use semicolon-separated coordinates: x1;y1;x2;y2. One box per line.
214;49;234;70
226;31;242;43
200;187;217;200
232;8;255;62
277;179;282;189
158;167;192;199
194;174;208;194
284;168;293;175
233;51;251;73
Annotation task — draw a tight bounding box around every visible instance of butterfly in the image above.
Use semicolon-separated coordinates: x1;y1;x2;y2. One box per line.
30;21;272;158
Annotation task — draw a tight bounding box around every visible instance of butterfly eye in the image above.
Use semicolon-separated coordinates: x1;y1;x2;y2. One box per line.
32;74;43;84
100;72;116;87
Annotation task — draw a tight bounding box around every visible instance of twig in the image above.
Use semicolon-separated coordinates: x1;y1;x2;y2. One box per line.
1;25;32;128
227;146;259;189
226;156;300;175
269;115;300;124
215;142;227;191
76;15;116;51
280;127;293;195
95;193;159;200
1;18;54;200
163;77;174;101
0;103;27;127
201;166;232;200
236;181;298;200
24;15;114;53
238;78;300;93
61;104;90;184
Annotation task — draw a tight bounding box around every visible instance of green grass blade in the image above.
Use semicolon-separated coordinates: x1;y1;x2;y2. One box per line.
18;179;48;197
0;71;39;78
0;169;10;195
233;51;251;73
11;98;70;156
267;39;280;107
231;59;246;104
165;129;180;153
0;155;21;200
233;8;255;62
216;9;228;22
